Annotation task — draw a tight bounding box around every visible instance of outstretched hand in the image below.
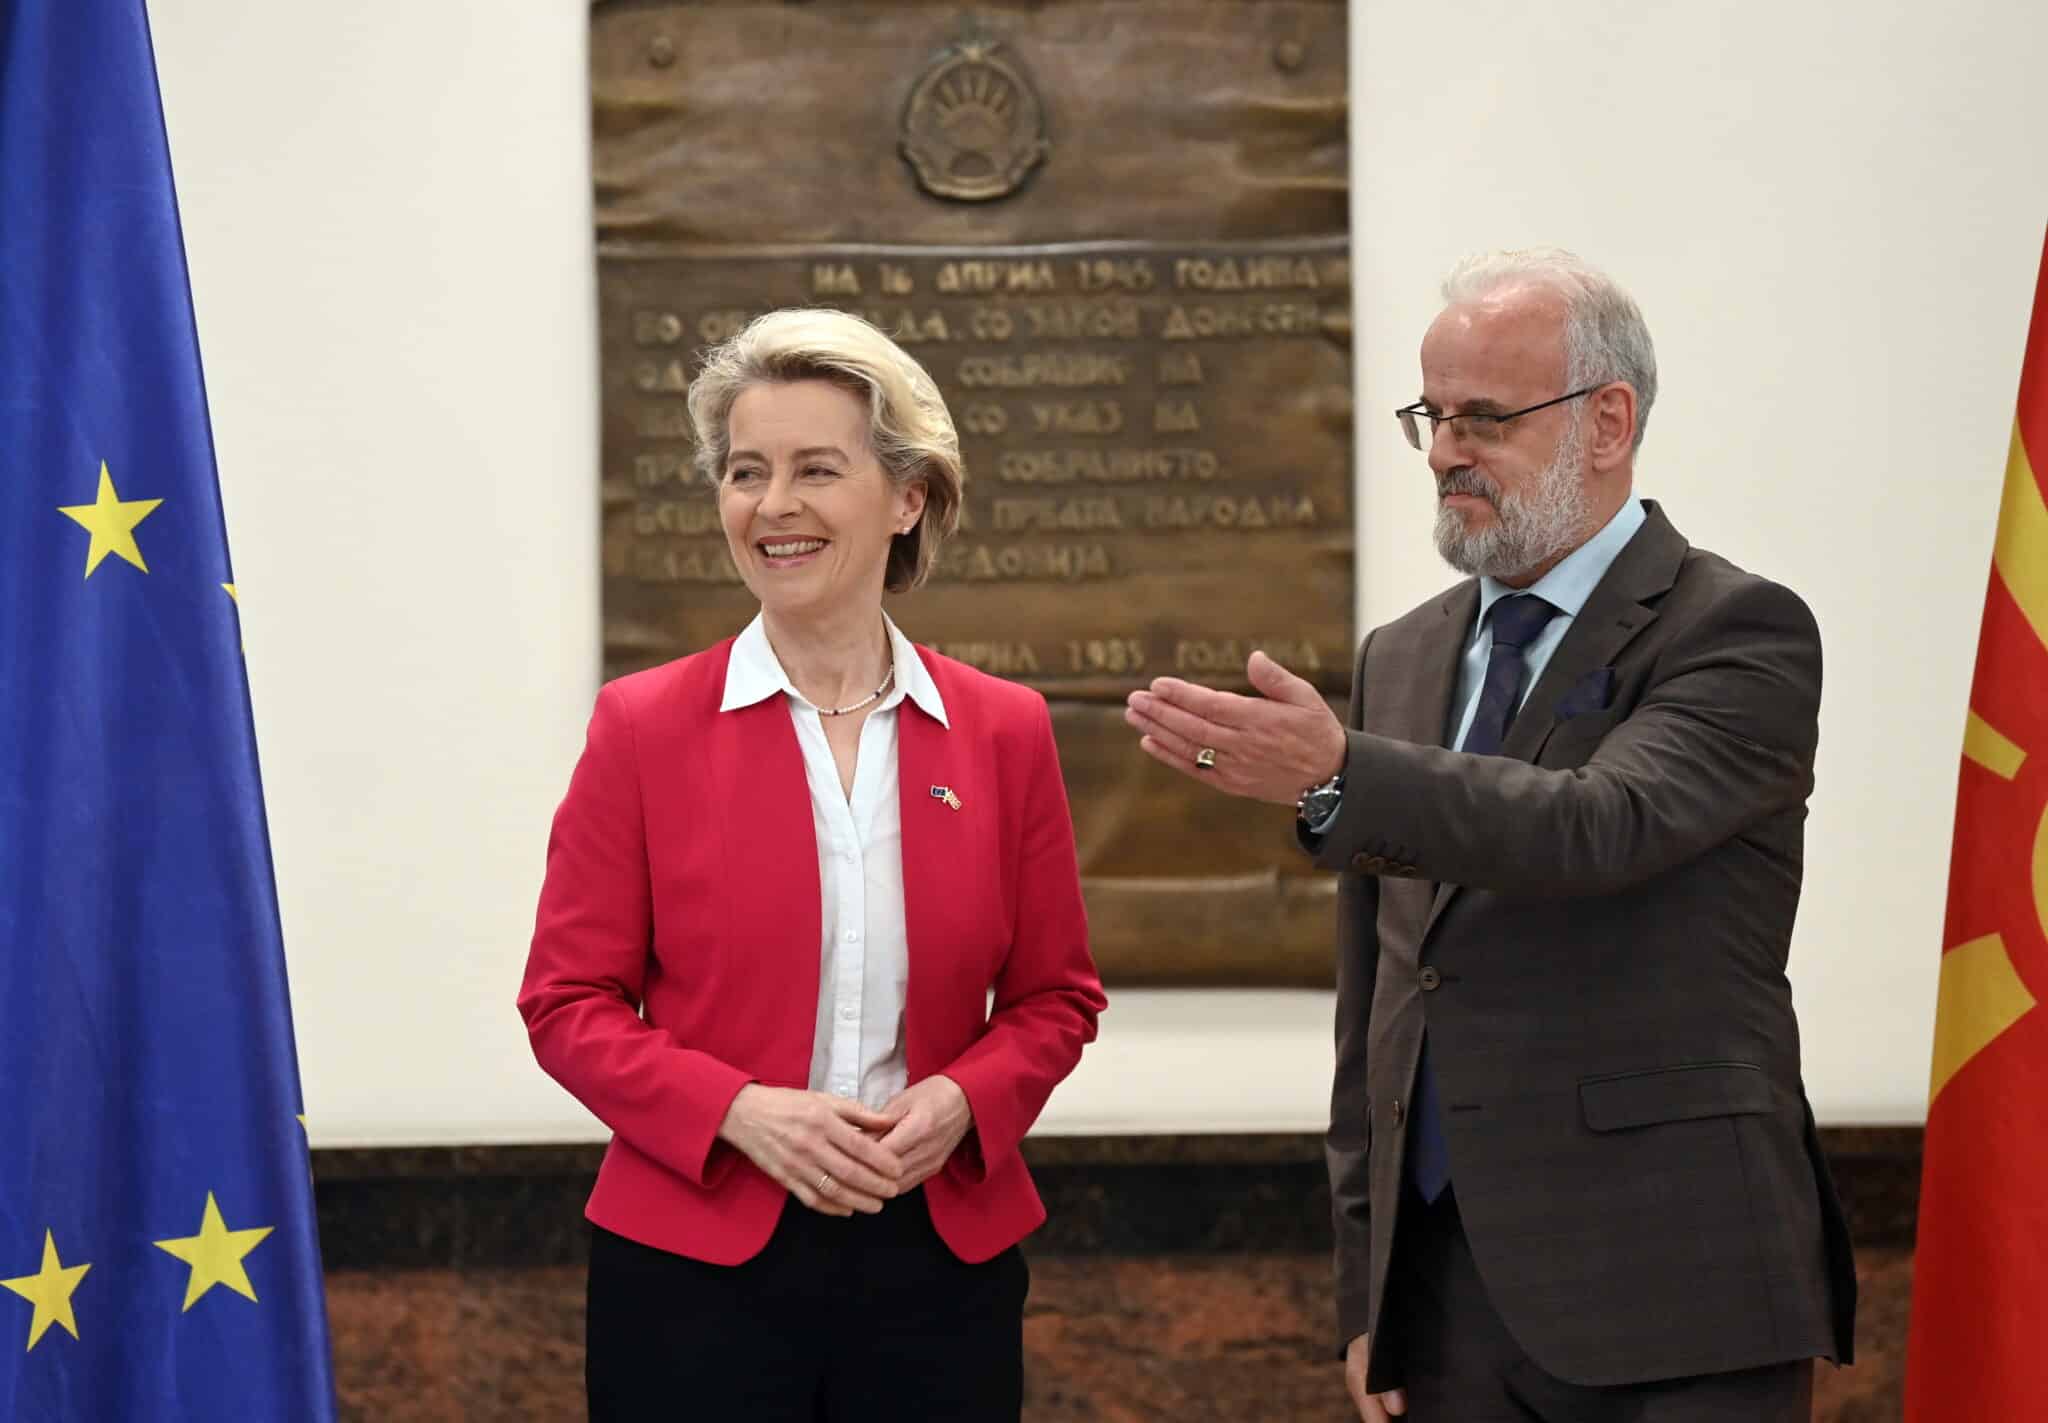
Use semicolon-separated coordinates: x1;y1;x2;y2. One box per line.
1124;651;1346;805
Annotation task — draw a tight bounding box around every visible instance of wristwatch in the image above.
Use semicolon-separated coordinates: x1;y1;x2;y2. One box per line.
1296;770;1346;827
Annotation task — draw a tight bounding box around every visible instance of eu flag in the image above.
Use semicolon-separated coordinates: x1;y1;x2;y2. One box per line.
0;1;338;1417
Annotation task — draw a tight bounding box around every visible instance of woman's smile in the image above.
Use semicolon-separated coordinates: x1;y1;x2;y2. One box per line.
756;536;830;568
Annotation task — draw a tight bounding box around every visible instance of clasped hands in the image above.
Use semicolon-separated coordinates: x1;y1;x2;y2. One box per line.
1124;649;1347;804
717;1074;972;1218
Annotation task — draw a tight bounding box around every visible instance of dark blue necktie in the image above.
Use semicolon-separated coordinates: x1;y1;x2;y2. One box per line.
1408;593;1561;1202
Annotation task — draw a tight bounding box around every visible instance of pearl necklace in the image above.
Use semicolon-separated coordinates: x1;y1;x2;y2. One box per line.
817;667;895;717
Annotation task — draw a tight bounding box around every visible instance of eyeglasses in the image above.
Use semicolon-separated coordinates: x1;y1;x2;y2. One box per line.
1394;387;1599;451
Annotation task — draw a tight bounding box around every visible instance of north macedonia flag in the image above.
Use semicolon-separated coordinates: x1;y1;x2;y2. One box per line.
1905;229;2048;1420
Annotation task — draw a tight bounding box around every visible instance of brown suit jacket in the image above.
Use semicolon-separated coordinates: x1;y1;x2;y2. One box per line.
1309;502;1856;1389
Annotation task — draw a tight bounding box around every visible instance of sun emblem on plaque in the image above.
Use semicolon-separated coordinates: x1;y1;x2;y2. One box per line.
899;39;1049;203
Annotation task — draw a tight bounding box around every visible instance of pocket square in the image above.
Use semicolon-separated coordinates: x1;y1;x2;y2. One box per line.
1555;666;1616;721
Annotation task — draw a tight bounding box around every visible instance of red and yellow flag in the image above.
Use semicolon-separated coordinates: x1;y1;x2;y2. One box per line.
1905;228;2048;1420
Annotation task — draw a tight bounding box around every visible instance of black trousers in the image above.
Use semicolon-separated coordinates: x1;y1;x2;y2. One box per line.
586;1189;1028;1422
1379;1188;1814;1423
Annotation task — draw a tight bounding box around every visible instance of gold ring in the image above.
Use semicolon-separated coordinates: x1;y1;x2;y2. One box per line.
1195;747;1218;770
816;1172;833;1195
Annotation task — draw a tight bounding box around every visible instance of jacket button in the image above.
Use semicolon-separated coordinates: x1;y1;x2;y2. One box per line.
1390;1098;1404;1125
1419;967;1442;991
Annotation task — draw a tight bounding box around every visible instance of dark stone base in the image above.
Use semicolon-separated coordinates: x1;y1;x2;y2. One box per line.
315;1130;1921;1420
324;1249;1911;1421
312;1127;1922;1269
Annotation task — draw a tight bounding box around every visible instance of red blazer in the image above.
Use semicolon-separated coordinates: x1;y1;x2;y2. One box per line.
518;637;1106;1265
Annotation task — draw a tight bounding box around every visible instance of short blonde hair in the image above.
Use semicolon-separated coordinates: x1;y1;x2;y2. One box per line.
688;308;964;593
1441;247;1658;454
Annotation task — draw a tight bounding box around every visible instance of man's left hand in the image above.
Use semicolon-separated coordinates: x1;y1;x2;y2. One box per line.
1124;650;1347;805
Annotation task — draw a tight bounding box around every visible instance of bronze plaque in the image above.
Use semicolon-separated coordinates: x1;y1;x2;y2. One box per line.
595;0;1351;986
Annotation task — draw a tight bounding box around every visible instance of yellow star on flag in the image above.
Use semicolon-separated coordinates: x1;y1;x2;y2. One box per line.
153;1193;274;1311
1;1230;91;1352
56;461;163;577
223;583;243;650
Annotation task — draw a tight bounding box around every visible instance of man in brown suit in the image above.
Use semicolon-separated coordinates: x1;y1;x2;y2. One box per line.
1125;249;1856;1421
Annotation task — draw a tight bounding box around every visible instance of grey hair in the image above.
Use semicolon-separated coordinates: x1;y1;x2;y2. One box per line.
687;308;964;593
1441;248;1658;454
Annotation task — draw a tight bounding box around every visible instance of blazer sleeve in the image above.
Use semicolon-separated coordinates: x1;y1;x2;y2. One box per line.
1322;632;1381;1354
940;696;1107;1180
517;682;754;1188
1308;578;1821;898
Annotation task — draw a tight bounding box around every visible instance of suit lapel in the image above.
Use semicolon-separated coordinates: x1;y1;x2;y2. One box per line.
893;685;957;1080
1400;581;1478;748
1500;610;1651;763
1504;503;1687;762
708;692;823;1023
1387;583;1477;941
1421;503;1689;938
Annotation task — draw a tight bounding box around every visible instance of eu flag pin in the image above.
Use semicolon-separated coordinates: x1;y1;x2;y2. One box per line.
929;785;963;811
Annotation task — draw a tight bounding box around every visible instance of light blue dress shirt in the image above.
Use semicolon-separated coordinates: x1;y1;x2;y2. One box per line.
1305;497;1647;835
1446;496;1647;748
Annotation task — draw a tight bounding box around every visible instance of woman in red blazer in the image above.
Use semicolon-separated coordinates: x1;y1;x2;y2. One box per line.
518;308;1106;1421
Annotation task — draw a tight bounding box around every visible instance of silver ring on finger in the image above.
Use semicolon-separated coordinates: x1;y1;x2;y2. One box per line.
816;1172;834;1196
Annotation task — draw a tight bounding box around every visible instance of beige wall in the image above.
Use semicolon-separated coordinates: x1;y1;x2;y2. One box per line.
151;0;2046;1144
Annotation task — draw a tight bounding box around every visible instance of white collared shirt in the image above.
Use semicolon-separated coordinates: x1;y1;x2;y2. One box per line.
719;612;950;1110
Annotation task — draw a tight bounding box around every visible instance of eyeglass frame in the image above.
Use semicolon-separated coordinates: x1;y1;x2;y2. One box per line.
1394;385;1602;451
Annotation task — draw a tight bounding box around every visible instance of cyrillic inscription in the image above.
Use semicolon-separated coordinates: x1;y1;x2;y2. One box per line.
602;238;1349;691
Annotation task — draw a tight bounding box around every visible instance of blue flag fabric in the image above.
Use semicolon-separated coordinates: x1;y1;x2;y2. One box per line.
0;1;338;1417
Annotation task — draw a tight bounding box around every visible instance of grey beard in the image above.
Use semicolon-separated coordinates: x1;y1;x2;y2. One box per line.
1433;423;1593;580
